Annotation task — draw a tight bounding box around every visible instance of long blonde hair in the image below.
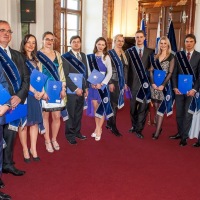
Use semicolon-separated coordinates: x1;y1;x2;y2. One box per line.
155;36;171;59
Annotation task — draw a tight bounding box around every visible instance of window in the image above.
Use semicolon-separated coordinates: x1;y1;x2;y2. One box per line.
60;0;82;54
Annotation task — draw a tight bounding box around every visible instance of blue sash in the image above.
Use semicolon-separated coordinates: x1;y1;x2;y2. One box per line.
127;47;151;103
0;48;26;131
0;48;21;93
87;54;113;118
108;49;125;109
62;52;86;79
37;51;68;120
37;51;60;81
176;51;200;113
25;59;35;73
150;54;174;116
62;52;87;109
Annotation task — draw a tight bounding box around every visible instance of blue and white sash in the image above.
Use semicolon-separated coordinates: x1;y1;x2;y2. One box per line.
87;54;113;118
176;51;200;114
25;59;35;73
62;52;87;109
0;48;26;131
150;54;174;116
108;49;125;109
127;47;151;103
37;51;68;120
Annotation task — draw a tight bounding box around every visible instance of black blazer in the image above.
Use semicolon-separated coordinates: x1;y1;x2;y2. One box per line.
3;48;30;103
126;46;154;91
172;50;200;91
62;50;88;93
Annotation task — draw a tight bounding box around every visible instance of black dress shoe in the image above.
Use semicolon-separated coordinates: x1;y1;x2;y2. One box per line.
129;127;136;133
110;127;122;137
169;133;181;139
0;179;5;189
2;166;25;176
193;142;200;147
76;134;87;140
179;139;187;146
68;139;77;145
106;125;111;130
0;192;11;200
135;132;144;139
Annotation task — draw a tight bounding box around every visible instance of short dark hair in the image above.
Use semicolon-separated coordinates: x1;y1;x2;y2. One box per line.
185;34;196;43
135;30;145;37
70;35;81;44
0;20;9;25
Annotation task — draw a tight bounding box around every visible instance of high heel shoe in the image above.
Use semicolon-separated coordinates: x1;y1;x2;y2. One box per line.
152;128;162;140
45;141;54;153
91;132;96;137
95;129;102;141
23;150;31;163
29;149;40;162
52;140;60;151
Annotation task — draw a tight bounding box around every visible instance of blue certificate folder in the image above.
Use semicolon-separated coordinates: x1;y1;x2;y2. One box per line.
5;104;27;123
29;69;48;95
0;84;11;105
178;74;193;94
46;80;62;103
153;69;166;86
67;73;83;94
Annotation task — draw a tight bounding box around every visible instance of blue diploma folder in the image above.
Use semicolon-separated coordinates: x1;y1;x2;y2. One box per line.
29;69;48;95
67;73;83;94
46;80;62;103
0;84;11;105
178;74;193;94
153;69;166;86
5;104;27;123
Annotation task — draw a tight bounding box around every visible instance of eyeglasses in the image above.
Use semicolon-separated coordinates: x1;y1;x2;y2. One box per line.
44;38;54;42
0;29;13;34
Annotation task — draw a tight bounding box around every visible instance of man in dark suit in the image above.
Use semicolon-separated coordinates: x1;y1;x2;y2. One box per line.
126;30;154;139
0;20;29;176
170;34;200;146
62;35;88;145
0;63;11;200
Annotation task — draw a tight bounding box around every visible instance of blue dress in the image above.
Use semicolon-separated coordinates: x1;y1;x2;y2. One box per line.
87;56;107;116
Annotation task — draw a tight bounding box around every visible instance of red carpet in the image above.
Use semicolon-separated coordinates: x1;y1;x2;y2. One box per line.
2;100;200;200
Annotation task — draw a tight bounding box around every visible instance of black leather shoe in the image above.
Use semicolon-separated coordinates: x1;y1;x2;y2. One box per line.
129;127;136;133
135;132;144;139
179;139;187;146
169;133;181;139
2;166;25;176
68;139;77;145
110;127;122;137
76;134;87;140
0;179;5;189
193;142;200;147
106;125;111;130
0;192;11;200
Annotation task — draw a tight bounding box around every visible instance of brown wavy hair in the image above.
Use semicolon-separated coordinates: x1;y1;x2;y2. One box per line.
93;37;108;60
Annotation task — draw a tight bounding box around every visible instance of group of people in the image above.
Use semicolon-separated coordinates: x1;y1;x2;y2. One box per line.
0;19;200;200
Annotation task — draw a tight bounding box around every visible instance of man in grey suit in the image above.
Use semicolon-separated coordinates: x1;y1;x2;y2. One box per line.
170;34;200;146
0;20;29;176
126;30;154;139
62;36;88;145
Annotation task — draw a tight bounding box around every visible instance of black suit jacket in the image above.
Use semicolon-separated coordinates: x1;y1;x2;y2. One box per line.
62;50;88;93
172;50;200;91
126;46;154;91
3;48;30;103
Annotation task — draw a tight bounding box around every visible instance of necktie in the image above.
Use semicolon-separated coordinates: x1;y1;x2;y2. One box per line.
139;49;142;58
187;52;191;61
4;49;7;54
77;52;82;61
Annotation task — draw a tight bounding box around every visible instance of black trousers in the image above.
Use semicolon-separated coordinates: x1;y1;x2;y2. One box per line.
175;95;193;140
130;90;149;133
107;81;120;128
3;124;17;168
65;94;84;140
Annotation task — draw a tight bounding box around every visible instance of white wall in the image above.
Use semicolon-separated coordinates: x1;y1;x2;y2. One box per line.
82;0;103;54
0;0;53;50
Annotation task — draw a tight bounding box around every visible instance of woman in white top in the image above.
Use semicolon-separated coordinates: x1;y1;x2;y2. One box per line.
87;37;112;141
